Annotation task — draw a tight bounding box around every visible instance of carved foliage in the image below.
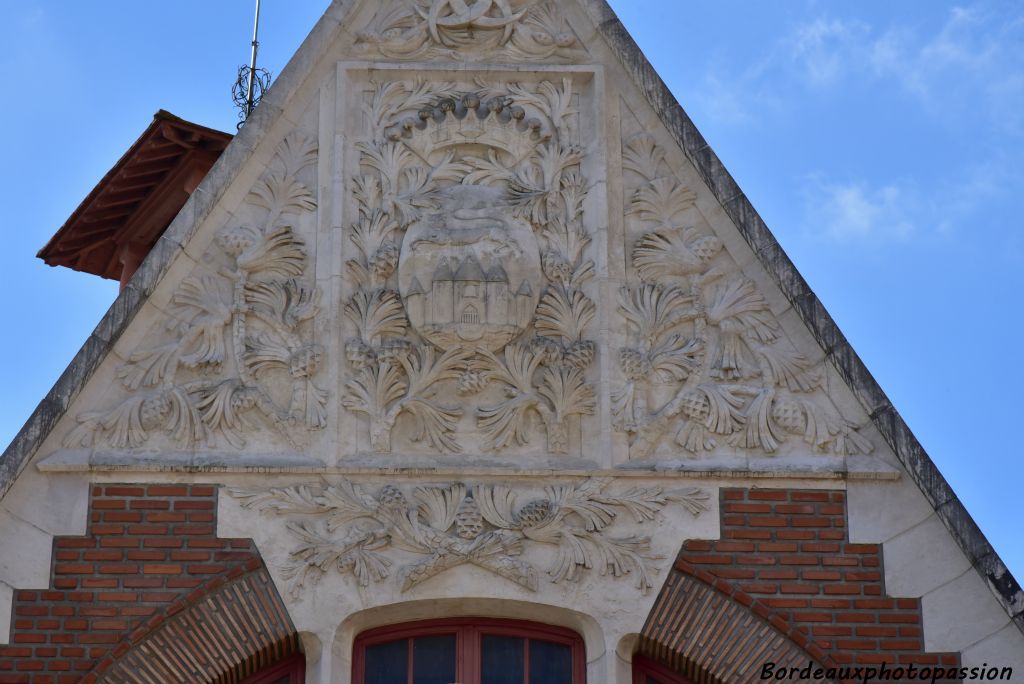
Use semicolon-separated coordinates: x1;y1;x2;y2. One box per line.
613;134;873;458
231;478;709;596
66;134;326;450
344;78;596;454
355;0;581;61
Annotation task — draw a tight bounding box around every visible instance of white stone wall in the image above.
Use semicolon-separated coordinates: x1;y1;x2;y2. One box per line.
850;478;1024;674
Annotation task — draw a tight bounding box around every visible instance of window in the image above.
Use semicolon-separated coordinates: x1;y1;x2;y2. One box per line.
354;618;586;684
631;655;694;684
240;653;305;684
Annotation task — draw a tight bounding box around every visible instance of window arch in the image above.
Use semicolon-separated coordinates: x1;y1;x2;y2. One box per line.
631;655;694;684
240;653;305;684
353;618;586;684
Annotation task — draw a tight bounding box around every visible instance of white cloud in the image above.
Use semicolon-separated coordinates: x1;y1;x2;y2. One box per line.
691;4;1024;134
803;147;1022;246
788;18;870;87
806;180;915;243
695;73;752;125
868;6;1024;132
695;73;772;126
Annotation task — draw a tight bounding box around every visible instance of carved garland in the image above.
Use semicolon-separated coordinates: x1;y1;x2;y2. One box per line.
343;78;596;454
356;0;581;61
65;135;326;450
613;134;873;459
231;478;709;596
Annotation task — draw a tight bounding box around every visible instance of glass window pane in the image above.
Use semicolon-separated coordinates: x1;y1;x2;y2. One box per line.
528;640;572;684
482;634;525;684
365;639;409;684
413;634;457;684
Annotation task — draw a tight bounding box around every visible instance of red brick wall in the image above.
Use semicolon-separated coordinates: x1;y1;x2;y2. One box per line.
0;484;967;682
0;484;261;684
678;488;959;673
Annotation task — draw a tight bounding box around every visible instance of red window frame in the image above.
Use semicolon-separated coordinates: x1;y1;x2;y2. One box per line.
631;655;694;684
353;617;586;684
240;653;306;684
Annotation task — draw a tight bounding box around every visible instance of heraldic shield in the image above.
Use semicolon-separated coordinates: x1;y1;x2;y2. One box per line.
399;185;543;352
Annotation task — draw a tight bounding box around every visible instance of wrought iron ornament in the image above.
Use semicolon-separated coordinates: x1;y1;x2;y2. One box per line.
233;65;272;127
233;0;272;127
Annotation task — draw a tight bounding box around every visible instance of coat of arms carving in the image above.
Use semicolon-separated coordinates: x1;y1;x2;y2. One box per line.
398;185;542;352
343;77;596;456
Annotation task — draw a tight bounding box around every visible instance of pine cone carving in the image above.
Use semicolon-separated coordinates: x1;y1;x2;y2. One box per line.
140;394;172;431
457;369;488;396
680;390;711;422
371;241;399;280
772;398;807;434
515;499;554;528
691;235;723;263
565;340;595;369
455;496;484;539
377;485;408;510
619;348;652;380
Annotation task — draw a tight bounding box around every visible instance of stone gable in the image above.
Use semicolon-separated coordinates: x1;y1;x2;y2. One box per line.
1;1;1021;681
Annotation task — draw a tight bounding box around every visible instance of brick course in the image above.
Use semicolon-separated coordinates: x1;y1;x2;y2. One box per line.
0;484;261;683
677;488;960;678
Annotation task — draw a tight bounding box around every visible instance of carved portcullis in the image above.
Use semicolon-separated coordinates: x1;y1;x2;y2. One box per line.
65;135;326;451
612;134;874;460
342;75;598;456
231;478;709;597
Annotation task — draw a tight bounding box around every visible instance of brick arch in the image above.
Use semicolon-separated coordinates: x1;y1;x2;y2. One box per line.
640;560;835;684
83;565;300;684
0;483;303;683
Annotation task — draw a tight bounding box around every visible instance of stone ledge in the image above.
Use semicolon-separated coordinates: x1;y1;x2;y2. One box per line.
36;449;327;474
36;449;898;480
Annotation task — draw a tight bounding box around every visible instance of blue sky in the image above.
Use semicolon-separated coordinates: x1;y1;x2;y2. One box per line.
1;1;1021;582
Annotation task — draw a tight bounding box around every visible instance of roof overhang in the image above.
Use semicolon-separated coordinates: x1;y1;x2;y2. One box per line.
38;110;232;284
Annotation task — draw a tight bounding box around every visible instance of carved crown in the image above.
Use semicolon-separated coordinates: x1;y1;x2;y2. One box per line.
385;92;548;161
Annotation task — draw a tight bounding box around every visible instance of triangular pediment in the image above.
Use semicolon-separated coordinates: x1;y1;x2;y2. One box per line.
3;0;1021;646
39;0;877;471
8;0;894;474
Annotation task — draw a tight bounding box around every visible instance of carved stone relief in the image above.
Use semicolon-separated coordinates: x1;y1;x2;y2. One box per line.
342;77;597;455
231;478;708;596
355;0;582;62
65;134;326;450
613;133;873;459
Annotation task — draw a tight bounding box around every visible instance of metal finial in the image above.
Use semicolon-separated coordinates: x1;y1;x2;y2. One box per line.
233;0;272;128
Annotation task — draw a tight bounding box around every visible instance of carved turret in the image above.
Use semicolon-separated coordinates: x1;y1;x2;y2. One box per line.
515;280;533;323
485;263;510;324
432;258;455;323
407;276;426;325
454;254;486;283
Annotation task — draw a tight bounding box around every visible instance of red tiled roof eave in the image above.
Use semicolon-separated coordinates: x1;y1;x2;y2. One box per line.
38;110;232;281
